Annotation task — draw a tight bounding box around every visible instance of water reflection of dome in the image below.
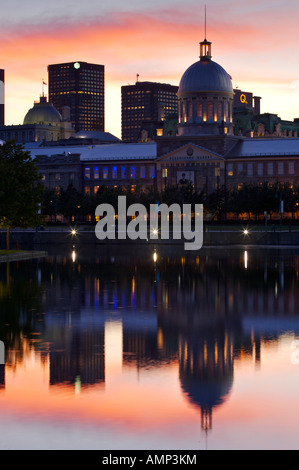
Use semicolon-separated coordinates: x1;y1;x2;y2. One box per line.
23;96;62;125
180;374;233;411
178;331;234;431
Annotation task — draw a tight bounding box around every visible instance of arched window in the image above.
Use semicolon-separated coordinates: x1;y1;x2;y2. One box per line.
224;101;228;122
217;101;222;120
208;100;213;120
183;101;187;123
197;100;203;118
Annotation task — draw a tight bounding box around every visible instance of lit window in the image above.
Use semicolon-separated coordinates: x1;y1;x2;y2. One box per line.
227;163;233;177
103;167;108;179
94;167;99;179
121;166;127;179
130;166;136;178
112;166;117;179
94;185;99;195
157;128;163;136
162;168;168;178
84;167;90;179
224;101;228;122
150;165;155;178
85;186;90;195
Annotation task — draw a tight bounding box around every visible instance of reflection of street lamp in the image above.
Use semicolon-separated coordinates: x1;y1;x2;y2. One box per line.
244;250;248;269
275;188;283;230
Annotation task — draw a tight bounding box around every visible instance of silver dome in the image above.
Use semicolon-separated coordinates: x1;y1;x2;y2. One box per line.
24;97;62;125
178;59;233;95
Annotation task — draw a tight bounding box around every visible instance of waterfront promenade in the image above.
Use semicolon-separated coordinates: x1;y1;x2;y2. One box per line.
1;225;299;250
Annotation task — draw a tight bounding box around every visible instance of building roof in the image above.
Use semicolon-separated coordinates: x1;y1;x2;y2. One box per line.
178;59;233;95
228;138;299;158
73;130;121;143
25;142;157;161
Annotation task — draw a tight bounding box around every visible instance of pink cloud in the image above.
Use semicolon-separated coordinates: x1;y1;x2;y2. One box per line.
1;5;299;132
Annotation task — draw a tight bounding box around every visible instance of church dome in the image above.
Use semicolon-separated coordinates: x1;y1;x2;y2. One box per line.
24;96;62;125
178;59;233;95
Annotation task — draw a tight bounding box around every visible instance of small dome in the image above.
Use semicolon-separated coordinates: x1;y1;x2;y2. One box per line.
178;59;233;95
24;97;62;125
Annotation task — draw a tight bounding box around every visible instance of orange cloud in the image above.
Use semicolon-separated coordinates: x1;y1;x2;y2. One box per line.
1;6;299;135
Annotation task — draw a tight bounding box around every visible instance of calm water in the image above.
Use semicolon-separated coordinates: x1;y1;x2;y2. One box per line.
1;244;299;450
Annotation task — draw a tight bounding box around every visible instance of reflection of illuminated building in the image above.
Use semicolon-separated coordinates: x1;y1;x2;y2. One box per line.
122;313;176;369
49;330;105;387
179;331;234;431
0;365;5;390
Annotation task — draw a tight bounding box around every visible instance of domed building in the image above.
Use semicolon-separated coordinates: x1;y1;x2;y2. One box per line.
177;38;234;136
0;96;74;144
24;96;63;126
153;36;244;194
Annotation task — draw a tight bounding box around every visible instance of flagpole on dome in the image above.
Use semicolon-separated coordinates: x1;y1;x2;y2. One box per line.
42;79;47;98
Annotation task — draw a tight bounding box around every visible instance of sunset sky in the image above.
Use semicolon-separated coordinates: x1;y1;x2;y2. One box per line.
2;0;299;138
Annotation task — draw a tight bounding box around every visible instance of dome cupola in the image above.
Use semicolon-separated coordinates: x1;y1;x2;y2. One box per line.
177;37;234;136
24;96;62;126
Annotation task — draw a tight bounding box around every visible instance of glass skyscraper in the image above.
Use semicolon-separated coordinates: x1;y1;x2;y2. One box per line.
121;81;178;142
48;62;105;133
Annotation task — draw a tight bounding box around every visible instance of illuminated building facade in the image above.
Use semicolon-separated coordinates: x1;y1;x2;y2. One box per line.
30;142;157;195
19;34;299;209
121;81;178;142
48;61;105;133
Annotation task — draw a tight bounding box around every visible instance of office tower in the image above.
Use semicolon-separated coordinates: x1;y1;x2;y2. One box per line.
121;81;178;142
0;70;4;126
48;62;104;133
